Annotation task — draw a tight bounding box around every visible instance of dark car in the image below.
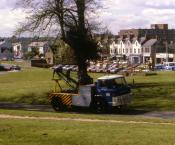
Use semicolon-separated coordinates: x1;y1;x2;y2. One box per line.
0;64;10;71
10;65;21;71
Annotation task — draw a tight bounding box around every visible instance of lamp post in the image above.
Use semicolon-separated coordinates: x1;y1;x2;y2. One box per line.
165;41;169;62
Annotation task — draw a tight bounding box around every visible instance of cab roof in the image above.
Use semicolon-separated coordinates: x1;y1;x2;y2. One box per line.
97;75;124;80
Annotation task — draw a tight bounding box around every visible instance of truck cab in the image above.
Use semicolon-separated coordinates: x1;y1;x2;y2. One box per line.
94;75;132;109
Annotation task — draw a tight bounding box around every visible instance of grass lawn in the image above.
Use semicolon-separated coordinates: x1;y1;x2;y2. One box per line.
0;61;175;111
0;116;175;145
127;71;175;111
0;67;53;104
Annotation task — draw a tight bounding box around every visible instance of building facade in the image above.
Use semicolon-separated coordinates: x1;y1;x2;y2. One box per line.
119;24;175;42
109;37;142;64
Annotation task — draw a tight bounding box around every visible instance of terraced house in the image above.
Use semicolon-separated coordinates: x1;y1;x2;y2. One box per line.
110;37;143;64
108;24;175;64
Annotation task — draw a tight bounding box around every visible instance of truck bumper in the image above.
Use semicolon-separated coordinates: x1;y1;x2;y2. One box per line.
109;93;132;107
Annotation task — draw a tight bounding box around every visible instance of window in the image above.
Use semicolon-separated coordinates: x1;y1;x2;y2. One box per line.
17;46;20;50
126;48;128;53
138;49;141;53
130;48;132;53
145;48;150;53
98;78;127;89
134;48;136;53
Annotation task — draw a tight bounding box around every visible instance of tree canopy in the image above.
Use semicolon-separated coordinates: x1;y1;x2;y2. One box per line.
16;0;102;84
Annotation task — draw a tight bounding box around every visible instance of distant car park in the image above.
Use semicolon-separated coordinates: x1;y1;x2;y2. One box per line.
10;65;21;71
164;62;175;71
0;64;10;71
0;64;21;72
154;64;165;71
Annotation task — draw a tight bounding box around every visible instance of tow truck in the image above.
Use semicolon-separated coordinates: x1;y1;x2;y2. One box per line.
48;66;132;113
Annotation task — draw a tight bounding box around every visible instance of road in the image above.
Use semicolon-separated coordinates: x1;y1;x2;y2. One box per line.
1;102;175;119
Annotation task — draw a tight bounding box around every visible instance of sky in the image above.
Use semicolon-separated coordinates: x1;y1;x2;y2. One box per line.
1;0;175;36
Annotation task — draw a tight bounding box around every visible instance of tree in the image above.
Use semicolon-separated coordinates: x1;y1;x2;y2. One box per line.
16;0;100;85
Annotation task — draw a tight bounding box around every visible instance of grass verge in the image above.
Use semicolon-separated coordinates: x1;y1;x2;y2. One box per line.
0;111;175;145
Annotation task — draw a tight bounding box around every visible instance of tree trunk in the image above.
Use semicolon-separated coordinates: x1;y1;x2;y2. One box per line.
75;0;85;31
77;58;93;85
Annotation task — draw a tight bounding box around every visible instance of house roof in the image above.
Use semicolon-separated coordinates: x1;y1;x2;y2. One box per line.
131;37;138;44
143;39;157;47
123;37;130;43
114;37;122;44
139;37;147;44
0;40;13;48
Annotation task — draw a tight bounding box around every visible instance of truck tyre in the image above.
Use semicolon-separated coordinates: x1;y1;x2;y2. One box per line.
51;97;65;112
92;98;107;113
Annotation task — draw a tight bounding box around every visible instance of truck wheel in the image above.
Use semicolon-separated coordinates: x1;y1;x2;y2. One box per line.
51;97;64;112
92;98;107;113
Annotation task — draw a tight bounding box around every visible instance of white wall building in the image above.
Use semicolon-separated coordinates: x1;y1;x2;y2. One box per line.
28;41;48;55
13;43;23;59
129;38;142;64
109;37;142;64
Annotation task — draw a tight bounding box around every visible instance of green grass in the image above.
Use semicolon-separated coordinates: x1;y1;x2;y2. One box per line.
0;117;175;145
0;67;53;104
1;61;175;111
1;109;175;145
127;71;175;111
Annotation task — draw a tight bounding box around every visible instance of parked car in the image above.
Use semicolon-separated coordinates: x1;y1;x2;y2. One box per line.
0;64;9;71
87;65;96;72
109;68;122;73
68;65;76;71
164;62;175;70
62;65;70;71
154;64;165;71
96;67;103;73
10;65;21;71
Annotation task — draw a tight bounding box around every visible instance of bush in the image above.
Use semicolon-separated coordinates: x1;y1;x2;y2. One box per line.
145;72;157;76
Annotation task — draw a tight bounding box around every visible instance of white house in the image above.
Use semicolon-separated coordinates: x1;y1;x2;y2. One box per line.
129;37;142;64
123;38;132;57
109;38;124;59
28;41;48;55
109;37;142;64
12;43;23;59
110;41;118;56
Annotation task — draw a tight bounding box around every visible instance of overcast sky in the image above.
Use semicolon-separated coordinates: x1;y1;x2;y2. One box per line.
1;0;175;37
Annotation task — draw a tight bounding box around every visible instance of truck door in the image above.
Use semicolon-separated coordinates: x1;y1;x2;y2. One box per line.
113;77;130;95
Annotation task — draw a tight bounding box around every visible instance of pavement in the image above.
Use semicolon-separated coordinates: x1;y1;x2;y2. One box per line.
0;102;175;119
